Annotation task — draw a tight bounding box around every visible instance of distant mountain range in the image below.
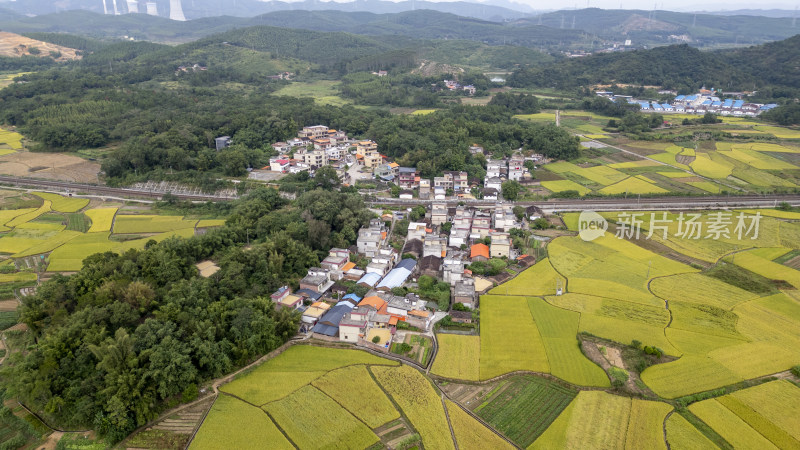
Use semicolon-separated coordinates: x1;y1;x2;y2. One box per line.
0;0;537;22
701;9;799;19
1;5;797;50
521;8;800;47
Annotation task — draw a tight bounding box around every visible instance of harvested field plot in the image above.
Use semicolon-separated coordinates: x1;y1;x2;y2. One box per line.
431;334;480;381
264;385;379;450
190;395;292;450
474;374;576;448
0;151;100;183
0;32;81;60
311;365;399;428
372;364;455;450
445;400;513;450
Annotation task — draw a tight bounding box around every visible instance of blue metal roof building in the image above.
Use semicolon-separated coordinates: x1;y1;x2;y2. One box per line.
342;293;362;303
357;272;382;287
733;100;744;108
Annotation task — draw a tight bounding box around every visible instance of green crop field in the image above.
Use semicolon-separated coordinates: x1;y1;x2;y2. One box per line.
85;208;118;232
446;399;514;450
264;385;379;450
272;81;352;107
431;334;480;381
372;364;455;450
474;374;576;448
311;365;399;428
190;395;293;450
479;295;549;380
31;192;89;213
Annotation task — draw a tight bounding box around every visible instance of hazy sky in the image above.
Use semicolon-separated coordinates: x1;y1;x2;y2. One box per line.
310;0;800;12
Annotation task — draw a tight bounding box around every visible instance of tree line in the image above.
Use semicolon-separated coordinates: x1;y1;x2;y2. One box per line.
0;187;372;442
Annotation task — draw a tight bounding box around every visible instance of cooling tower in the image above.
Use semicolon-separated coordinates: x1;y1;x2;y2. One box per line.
145;1;158;15
127;0;139;13
169;0;187;21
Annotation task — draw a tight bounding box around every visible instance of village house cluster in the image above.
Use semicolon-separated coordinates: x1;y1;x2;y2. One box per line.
258;125;543;200
270;203;541;351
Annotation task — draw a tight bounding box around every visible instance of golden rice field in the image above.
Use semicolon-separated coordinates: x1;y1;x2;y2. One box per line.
85;207;118;232
189;395;293;450
599;176;669;195
311;365;400;428
0;193;224;272
263;385;380;450
371;364;456;450
431;334;480;381
0;129;23;151
540;180;591;195
31;192;89;213
530;391;671;449
445;400;514;450
198;345;513;449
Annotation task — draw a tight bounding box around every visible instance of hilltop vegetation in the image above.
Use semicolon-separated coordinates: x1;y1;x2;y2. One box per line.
521;8;800;47
509;35;800;100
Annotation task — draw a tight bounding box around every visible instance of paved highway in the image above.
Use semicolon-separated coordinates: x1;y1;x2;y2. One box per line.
366;195;800;212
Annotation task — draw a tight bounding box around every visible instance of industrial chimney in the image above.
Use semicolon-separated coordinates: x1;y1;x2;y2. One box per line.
145;1;158;15
169;0;187;21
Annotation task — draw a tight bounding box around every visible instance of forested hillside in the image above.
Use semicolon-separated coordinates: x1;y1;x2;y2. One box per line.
509;35;800;99
0;29;577;188
518;8;800;47
0;187;373;442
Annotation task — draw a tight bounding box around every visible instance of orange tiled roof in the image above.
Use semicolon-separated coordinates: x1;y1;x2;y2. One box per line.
389;162;399;168
342;262;356;272
409;309;430;318
359;296;387;310
388;316;399;326
471;243;490;259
